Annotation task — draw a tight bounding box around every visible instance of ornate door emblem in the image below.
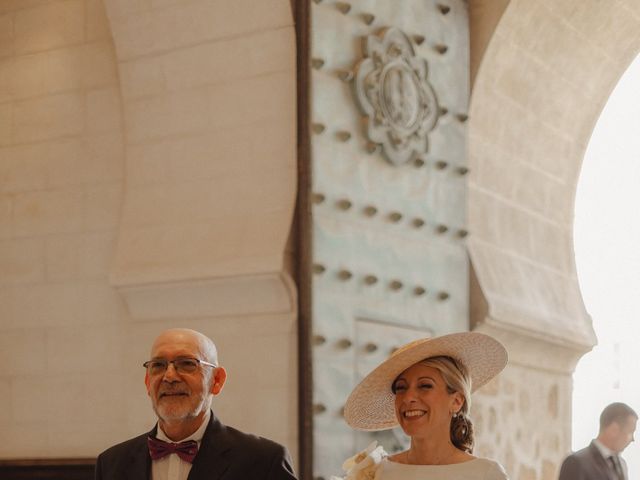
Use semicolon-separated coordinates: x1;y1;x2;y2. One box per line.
354;28;439;165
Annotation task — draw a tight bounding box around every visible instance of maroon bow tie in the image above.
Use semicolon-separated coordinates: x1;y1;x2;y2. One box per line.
147;436;198;463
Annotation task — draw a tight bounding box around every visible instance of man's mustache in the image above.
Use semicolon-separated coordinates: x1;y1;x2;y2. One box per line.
158;386;190;397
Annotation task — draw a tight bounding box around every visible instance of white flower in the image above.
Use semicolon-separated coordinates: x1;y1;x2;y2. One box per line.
331;441;387;480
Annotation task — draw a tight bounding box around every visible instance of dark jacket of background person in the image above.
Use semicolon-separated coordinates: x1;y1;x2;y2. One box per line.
558;441;627;480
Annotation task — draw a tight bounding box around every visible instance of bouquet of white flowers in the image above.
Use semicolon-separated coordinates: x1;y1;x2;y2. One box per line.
330;442;387;480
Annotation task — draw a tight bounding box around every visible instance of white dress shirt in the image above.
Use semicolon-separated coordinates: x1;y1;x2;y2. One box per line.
151;410;211;480
593;438;615;459
593;438;628;480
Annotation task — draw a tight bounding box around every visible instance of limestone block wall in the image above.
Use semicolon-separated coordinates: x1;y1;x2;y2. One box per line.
474;365;571;480
106;0;297;293
0;0;298;464
0;0;126;457
470;328;579;480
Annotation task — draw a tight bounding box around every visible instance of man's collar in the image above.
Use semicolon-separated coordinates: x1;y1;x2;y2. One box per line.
593;438;616;458
156;410;211;443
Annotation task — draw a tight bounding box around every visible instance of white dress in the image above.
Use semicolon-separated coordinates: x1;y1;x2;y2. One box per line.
379;457;509;480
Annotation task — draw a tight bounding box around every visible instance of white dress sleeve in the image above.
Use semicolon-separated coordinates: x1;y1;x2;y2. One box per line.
483;460;509;480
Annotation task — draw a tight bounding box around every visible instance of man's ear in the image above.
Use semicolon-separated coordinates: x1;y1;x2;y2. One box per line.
211;366;227;395
144;371;151;396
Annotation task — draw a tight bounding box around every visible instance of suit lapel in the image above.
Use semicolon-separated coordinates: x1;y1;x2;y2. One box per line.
187;413;232;480
589;442;618;480
123;431;152;480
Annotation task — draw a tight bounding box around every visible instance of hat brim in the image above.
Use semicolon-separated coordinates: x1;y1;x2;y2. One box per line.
343;332;508;431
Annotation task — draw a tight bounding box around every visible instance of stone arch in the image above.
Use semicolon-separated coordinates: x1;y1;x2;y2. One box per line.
100;0;298;318
468;0;640;358
468;1;640;475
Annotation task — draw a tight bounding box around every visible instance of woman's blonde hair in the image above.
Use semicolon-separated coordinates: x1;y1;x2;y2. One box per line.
419;355;474;453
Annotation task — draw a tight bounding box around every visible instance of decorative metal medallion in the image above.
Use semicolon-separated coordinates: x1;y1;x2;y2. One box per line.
354;28;439;165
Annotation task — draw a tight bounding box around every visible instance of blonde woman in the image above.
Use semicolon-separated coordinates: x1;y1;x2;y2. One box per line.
333;332;509;480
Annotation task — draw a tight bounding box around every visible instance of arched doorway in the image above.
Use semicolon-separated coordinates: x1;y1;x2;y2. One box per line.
573;52;640;477
468;0;640;476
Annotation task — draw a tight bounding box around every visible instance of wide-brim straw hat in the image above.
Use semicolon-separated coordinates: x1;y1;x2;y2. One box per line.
344;331;508;431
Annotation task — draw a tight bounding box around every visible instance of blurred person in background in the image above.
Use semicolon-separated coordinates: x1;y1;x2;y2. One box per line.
559;402;637;480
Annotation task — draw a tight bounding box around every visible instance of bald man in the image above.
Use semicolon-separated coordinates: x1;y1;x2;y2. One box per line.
95;328;297;480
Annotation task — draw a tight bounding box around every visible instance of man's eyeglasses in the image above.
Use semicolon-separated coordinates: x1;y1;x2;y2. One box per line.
143;358;217;375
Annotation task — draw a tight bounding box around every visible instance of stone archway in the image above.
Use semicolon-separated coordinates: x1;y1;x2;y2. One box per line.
468;1;640;477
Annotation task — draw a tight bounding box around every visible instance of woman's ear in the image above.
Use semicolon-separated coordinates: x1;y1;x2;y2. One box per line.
451;391;464;413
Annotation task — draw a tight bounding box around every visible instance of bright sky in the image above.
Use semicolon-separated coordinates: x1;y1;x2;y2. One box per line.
573;54;640;476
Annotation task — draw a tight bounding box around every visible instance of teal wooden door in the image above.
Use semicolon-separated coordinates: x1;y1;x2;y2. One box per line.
308;1;470;477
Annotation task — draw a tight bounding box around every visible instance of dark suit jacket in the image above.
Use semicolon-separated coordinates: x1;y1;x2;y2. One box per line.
95;413;297;480
558;441;627;480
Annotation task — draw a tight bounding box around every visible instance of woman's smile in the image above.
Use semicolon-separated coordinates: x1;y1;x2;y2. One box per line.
404;409;427;418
